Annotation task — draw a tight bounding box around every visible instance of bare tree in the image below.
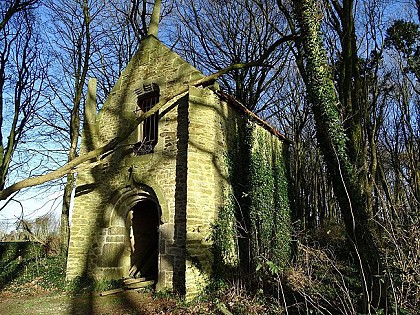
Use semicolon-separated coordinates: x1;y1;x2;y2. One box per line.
92;0;154;102
172;0;294;114
44;0;101;254
0;3;47;191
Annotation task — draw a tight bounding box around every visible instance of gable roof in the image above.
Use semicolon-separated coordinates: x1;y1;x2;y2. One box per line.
100;35;290;144
145;36;290;143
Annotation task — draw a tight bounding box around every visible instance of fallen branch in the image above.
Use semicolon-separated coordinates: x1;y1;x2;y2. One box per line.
0;61;266;201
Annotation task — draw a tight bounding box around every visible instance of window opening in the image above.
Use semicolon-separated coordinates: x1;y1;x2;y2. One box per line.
134;83;160;155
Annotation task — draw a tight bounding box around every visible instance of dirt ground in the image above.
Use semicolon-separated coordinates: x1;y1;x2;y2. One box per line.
0;289;217;315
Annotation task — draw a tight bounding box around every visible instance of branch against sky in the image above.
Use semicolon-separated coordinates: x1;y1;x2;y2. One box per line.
0;0;38;31
172;0;295;114
0;2;48;192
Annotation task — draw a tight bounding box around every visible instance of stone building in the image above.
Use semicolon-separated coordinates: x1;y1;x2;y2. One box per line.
66;35;290;298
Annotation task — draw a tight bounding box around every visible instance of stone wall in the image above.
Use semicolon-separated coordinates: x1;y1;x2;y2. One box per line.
184;86;229;297
66;35;203;292
183;88;288;297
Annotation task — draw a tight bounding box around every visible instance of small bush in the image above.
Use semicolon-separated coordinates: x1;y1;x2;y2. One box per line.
0;241;49;289
0;241;44;265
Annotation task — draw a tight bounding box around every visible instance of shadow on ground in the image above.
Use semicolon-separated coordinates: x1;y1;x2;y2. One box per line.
0;290;199;315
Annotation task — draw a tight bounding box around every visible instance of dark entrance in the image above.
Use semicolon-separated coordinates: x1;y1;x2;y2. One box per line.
129;199;160;280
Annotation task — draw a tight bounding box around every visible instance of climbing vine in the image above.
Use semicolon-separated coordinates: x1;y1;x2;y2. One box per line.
249;130;291;272
212;118;291;280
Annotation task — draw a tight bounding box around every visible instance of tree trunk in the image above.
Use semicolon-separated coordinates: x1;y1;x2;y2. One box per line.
293;0;388;311
59;0;91;256
60;167;76;255
147;0;161;37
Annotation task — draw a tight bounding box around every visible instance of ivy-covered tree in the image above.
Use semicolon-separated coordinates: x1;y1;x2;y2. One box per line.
292;0;388;311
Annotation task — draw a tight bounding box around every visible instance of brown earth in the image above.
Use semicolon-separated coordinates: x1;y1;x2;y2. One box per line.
0;289;218;315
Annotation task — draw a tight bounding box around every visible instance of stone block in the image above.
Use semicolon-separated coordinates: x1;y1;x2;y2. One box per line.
107;227;126;235
159;223;174;240
160;254;174;272
106;235;125;243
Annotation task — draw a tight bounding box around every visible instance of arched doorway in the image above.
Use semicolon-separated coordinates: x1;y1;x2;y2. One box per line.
128;199;160;280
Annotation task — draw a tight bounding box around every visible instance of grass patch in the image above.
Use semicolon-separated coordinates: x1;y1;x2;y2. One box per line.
65;276;125;294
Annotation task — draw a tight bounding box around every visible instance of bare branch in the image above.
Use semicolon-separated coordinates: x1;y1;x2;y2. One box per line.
0;0;38;31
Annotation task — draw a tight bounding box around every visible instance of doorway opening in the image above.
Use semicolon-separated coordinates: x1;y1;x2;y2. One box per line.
128;199;160;280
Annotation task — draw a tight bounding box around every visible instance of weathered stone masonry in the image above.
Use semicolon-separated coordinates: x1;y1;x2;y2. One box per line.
66;35;288;298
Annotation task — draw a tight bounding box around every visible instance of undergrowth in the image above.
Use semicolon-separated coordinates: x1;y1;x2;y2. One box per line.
0;253;67;292
1;226;416;315
65;276;124;294
0;241;121;295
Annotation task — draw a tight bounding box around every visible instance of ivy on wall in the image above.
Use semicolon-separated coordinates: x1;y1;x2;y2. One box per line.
250;131;291;271
212;119;291;280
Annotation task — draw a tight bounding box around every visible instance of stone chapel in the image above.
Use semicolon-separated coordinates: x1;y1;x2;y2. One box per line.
66;34;290;298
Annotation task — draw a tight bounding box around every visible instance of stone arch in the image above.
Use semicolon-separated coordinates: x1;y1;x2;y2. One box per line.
104;184;168;229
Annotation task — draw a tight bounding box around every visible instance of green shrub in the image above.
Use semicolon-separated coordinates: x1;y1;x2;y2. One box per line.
0;241;44;264
0;241;47;288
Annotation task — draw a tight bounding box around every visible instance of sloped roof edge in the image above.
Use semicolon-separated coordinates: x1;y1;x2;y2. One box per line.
215;90;291;144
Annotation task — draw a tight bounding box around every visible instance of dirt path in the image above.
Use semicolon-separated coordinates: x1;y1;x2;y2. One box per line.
0;290;213;315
